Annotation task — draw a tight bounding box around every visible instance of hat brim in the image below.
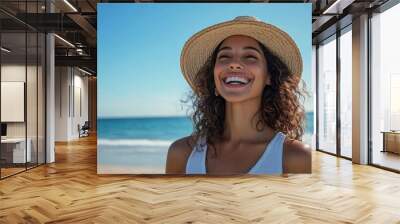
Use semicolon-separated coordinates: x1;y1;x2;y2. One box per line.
180;19;303;92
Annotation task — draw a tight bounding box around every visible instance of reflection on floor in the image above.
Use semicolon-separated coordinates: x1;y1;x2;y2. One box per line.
373;150;400;171
0;162;40;178
0;167;25;178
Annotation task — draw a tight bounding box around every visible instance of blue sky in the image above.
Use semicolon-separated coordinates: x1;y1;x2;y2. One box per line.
98;3;312;118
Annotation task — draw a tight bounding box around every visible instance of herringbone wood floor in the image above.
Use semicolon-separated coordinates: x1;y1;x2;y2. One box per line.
1;134;400;224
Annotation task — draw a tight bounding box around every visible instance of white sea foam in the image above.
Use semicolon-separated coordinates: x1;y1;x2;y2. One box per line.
98;139;173;147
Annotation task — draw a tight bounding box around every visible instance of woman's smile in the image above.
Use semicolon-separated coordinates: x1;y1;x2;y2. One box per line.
220;72;253;89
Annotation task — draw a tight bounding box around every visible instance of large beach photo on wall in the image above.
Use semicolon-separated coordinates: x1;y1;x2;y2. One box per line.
97;3;312;174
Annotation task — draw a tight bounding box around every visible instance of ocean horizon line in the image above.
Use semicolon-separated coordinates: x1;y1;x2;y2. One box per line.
98;115;191;120
98;111;314;120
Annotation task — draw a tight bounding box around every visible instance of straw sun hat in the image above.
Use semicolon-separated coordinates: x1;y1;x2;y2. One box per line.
180;16;303;92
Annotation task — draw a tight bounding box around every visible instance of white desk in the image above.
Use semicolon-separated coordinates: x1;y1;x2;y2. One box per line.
1;138;31;163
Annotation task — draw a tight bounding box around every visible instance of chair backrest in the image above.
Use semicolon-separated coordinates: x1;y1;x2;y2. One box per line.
82;121;90;129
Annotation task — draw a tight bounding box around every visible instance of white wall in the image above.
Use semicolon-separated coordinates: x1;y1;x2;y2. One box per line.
55;66;69;141
1;82;25;122
1;65;27;142
55;67;89;141
1;63;46;164
1;65;39;138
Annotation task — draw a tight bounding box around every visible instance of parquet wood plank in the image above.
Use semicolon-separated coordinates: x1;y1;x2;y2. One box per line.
0;134;399;223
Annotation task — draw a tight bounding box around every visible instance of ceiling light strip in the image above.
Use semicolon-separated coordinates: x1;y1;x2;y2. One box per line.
54;34;75;48
78;67;93;76
63;0;78;12
1;47;11;53
323;0;342;14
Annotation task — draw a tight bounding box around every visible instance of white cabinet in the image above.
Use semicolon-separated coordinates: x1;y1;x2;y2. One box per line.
1;138;31;163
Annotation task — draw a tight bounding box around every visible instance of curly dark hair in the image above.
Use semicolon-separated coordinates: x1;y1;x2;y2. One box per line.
185;40;307;150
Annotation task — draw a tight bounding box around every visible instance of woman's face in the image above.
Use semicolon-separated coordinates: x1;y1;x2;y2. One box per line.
213;35;270;103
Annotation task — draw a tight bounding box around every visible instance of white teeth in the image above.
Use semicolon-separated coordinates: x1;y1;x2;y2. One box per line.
224;76;249;84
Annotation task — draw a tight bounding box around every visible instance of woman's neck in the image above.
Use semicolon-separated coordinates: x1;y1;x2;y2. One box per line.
223;97;274;143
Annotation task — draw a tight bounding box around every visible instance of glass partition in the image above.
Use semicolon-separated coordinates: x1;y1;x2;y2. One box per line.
1;30;28;178
339;27;352;158
38;32;45;165
317;35;337;155
27;30;38;169
0;1;46;179
371;3;400;171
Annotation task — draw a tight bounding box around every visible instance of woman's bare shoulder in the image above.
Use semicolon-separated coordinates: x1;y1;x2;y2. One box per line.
165;135;197;174
283;138;312;174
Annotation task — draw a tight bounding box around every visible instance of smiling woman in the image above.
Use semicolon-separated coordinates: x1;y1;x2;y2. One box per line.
214;35;270;103
166;16;311;175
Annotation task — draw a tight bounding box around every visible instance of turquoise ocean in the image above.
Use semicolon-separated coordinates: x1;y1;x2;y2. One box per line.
97;112;314;173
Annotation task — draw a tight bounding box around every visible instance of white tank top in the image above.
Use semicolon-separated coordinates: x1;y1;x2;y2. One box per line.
185;132;286;174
